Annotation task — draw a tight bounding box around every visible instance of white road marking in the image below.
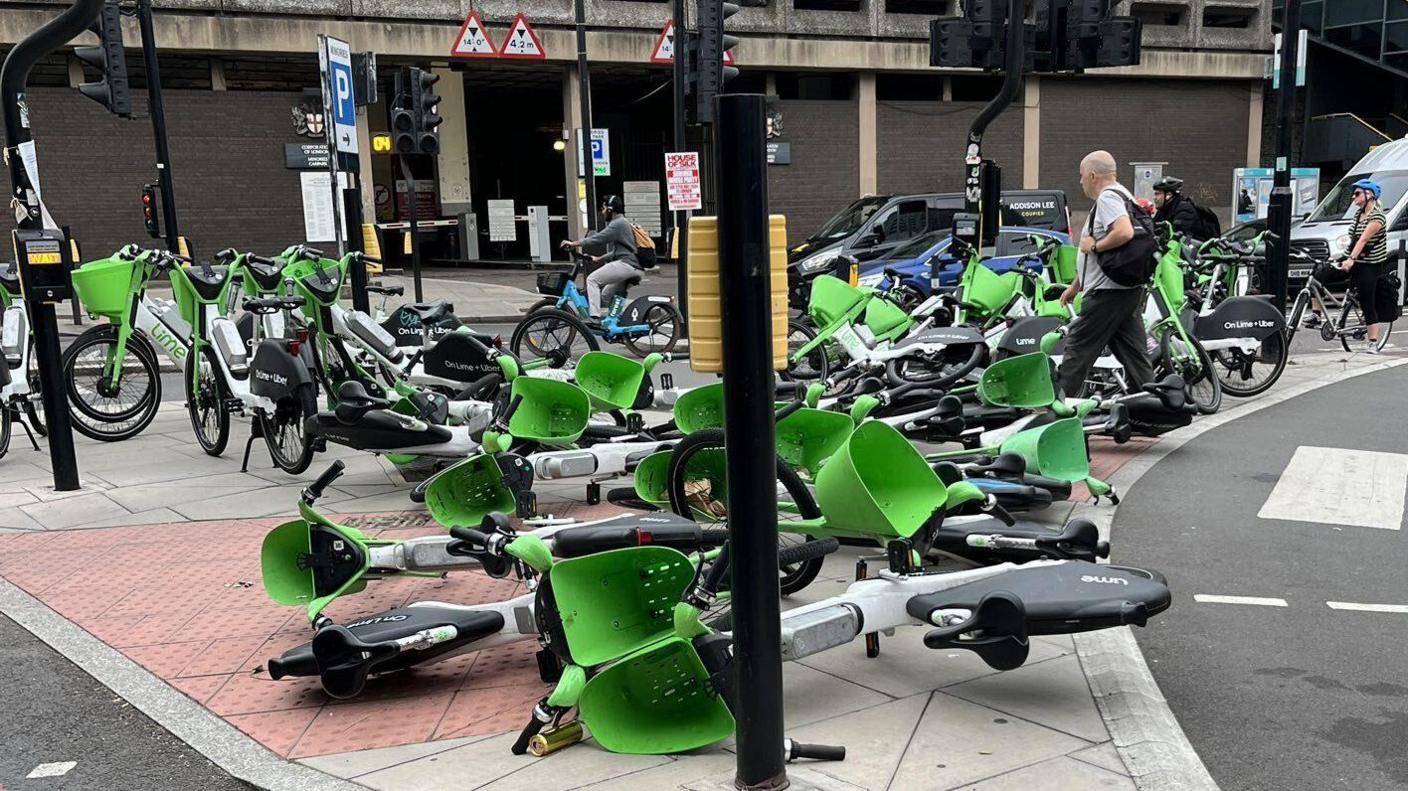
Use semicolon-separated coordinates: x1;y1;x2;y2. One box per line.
1257;446;1408;530
1326;601;1408;614
27;761;77;779
1194;594;1289;607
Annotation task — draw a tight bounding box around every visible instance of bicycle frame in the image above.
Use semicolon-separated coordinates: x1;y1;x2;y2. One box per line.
552;266;656;339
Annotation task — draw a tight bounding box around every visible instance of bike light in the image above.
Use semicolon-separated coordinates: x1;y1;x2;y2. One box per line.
290;327;309;356
635;529;654;545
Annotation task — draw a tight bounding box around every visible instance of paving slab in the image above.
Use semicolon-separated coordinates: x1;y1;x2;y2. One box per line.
944;653;1109;743
956;755;1134;790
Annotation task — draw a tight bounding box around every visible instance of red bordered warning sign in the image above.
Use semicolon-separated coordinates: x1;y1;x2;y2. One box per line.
451;11;498;58
498;12;547;59
650;20;675;64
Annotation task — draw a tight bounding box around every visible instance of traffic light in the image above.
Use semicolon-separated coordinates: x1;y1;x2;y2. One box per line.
390;70;416;154
1034;0;1142;73
930;0;1032;72
140;184;160;238
411;68;442;156
694;0;743;123
74;0;130;117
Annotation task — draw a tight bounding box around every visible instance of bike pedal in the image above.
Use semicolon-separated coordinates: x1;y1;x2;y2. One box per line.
625;413;643;434
516;490;538;519
659;372;674;390
586;481;601;506
535;648;563;683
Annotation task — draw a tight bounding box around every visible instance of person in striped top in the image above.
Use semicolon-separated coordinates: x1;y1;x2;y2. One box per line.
1344;179;1390;352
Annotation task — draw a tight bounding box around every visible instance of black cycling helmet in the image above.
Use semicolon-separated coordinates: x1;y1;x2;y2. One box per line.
601;194;625;214
1152;176;1184;194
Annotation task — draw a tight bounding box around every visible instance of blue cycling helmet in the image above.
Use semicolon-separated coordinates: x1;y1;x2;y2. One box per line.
1352;179;1382;199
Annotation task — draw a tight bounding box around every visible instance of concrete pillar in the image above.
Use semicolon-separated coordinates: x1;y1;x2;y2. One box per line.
66;55;82;88
563;64;584;239
1246;82;1263;167
1023;76;1040;189
766;72;778;97
210;58;226;91
858;72;877;196
356;108;375;221
942;76;953;102
434;67;472;216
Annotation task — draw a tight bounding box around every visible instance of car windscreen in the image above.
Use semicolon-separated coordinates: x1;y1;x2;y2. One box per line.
811;196;889;242
1306;171;1408;223
885;230;947;260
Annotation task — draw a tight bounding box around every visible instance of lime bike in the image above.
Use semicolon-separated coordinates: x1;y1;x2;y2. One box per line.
0;260;47;454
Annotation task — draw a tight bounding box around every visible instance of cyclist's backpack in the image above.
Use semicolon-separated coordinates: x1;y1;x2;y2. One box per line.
1191;202;1222;241
630;224;658;269
1091;188;1159;287
1376;270;1402;323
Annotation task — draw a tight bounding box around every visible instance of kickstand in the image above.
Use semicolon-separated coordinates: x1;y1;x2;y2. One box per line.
15;408;39;452
240;418;266;473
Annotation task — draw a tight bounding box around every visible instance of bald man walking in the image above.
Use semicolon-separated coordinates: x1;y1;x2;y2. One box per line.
1056;151;1156;397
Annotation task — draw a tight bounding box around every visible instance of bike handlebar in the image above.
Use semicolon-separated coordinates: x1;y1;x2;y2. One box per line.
303;461;345;503
785;739;847;763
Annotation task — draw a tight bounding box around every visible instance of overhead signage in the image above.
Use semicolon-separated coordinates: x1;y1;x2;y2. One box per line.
651;19;733;64
499;13;546;59
321;36;358;155
452;11;498;58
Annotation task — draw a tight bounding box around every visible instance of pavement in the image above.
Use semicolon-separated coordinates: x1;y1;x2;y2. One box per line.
2;273;1405;790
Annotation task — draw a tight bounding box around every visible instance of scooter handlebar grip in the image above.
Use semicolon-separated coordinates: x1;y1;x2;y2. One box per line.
449;527;491;547
307;461;346;499
787;741;846;762
698;528;731;546
778;537;839;567
499;394;525;424
511;714;547;755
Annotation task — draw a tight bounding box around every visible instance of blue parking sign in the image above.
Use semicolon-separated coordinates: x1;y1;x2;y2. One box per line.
321;36;359;155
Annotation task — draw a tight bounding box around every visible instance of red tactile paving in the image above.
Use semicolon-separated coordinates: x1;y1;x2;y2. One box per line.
0;438;1153;760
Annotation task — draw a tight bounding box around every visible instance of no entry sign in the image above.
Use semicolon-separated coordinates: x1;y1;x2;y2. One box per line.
665;151;701;211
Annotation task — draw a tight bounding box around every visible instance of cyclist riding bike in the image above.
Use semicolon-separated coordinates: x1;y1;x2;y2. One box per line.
558;195;643;320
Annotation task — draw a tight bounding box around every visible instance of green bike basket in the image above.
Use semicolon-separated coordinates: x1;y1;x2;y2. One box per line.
260;519;371;619
507;376;590;447
672;383;726;434
1050;244;1079;285
1155;248;1186;313
977;352;1057;409
997;417;1090;482
574;351;646;412
632;447;730;519
813;419;946;539
807;274;866;328
864;296;911;341
423;454;518;528
550;546;698;667
775;407;854;478
962;263;1021;318
70;257;136;318
578;635;735;754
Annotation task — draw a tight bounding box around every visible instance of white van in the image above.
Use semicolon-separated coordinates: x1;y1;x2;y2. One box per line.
1290;138;1408;282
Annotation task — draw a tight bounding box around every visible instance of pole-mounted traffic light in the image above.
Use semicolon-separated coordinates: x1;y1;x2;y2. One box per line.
411;68;442;156
391;69;416;154
938;0;1139;74
74;0;130;117
694;0;749;123
140;183;159;238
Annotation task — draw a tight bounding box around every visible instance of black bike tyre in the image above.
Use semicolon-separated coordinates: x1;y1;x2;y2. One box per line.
779;318;829;383
509;308;599;362
883;342;985;389
62;326;163;442
185;345;231;457
1160;331;1221;414
260;384;319;475
23;338;47;436
0;405;10;460
622;302;681;357
1285;290;1310;345
1216;330;1288;398
1338;297;1393;353
664;427;825;596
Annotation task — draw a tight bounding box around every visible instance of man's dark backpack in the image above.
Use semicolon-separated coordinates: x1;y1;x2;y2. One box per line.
1191;202;1222;241
1089;189;1159;287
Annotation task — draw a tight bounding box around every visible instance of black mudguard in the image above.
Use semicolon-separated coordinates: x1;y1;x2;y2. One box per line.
1125;394;1193;437
622;295;673;325
998;316;1065;358
1193;296;1284;343
249;339;314;402
303;410;453;451
381;304;462;348
421;331;503;381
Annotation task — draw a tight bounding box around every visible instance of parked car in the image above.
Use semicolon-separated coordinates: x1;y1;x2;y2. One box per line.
787;190;1071;309
856;226;1071;298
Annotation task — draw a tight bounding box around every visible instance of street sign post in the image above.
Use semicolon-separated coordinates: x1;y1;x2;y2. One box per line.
577;128;610;177
318;34;370;311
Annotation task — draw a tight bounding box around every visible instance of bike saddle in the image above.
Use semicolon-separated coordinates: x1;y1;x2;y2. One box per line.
242;296;304;314
916;591;1031;671
333;381;391;424
366;285;405;297
970;452;1027;478
883;266;904;280
932;461;964;486
1142;375;1188;412
185;265;230;300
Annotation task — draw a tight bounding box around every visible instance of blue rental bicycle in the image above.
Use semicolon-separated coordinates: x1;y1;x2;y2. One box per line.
512;251;681;360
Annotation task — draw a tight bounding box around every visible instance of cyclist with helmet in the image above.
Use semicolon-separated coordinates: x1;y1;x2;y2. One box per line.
1344;178;1390;352
560;194;640;318
1151;176;1203;240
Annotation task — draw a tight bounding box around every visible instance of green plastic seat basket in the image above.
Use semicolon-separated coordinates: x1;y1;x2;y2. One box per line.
423;454;518;528
70;257;136;319
578;636;735;754
807;274;867;329
550;546;698;667
574;351;646;412
977;352;1057;409
813;420;946;539
1155;250;1186;313
261;519;373;620
863;296;911;341
997;417;1090;482
167;267;204;326
673;383;726;434
506;376;590;446
632;447;729;520
775;408;855;478
1049;244;1079;285
961;263;1020;317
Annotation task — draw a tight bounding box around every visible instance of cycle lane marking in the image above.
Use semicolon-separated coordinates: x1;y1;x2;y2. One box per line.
1256;445;1408;530
1325;601;1408;613
1192;595;1288;607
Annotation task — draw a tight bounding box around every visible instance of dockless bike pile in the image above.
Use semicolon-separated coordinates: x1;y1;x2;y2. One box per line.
9;206;1364;764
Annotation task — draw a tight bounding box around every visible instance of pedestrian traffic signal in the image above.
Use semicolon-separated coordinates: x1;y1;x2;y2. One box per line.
74;0;130;117
140;184;160;238
390;70;416;154
411;68;442;156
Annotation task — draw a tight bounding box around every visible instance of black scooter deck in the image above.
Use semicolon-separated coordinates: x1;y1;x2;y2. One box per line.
267;606;505;681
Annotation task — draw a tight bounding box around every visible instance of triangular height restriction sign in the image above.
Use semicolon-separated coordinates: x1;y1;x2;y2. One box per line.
451;11;498;58
650;20;675;64
499;12;547;59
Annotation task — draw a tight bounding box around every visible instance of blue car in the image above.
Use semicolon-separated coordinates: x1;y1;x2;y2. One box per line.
856;226;1071;297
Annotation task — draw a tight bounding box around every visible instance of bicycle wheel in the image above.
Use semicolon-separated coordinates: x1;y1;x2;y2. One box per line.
23;338;46;436
1338;297;1393;353
665;428;825;596
63;326;163;442
509;308;599;363
0;405;11;460
184;345;230;456
779;318;829;383
1214;330;1288;398
622;302;681;357
259;383;318;474
1160;331;1221;414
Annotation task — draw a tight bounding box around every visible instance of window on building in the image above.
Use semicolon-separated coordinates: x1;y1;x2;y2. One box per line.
1325;22;1384;61
1325;0;1384;27
1129;2;1184;27
876;73;944;101
774;72;855;100
1203;7;1256;29
884;0;950;15
794;0;862;11
950;74;1003;102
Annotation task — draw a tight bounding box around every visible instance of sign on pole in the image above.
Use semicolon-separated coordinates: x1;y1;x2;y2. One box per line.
323;37;358;155
451;11;498;58
487;199;517;242
665;151;701;211
651;20;675;64
577;129;611;177
499;13;547;59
